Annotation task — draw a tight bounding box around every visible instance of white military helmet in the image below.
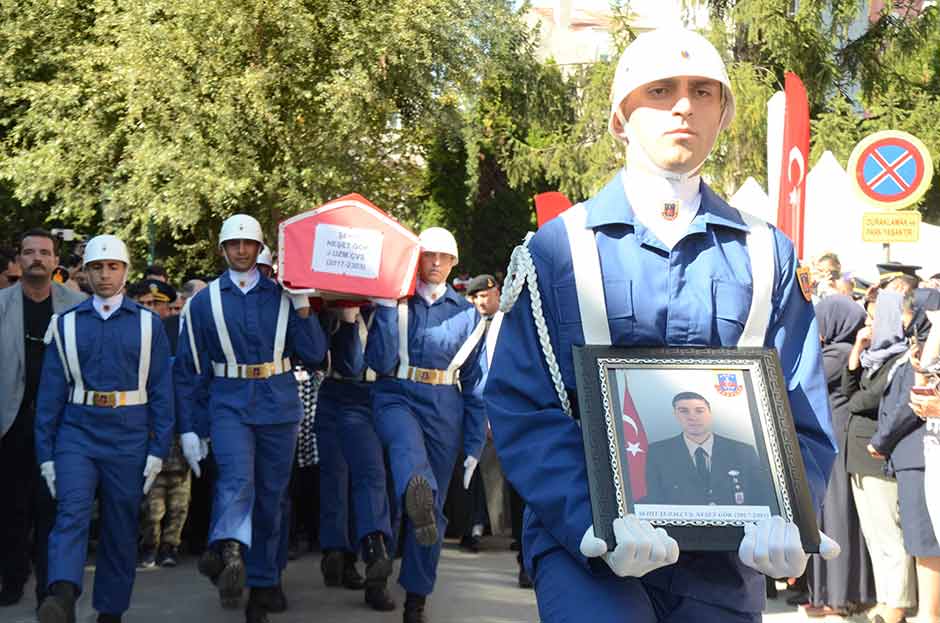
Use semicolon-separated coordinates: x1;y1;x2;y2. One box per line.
218;214;264;247
83;234;130;267
418;227;459;264
608;28;736;144
257;244;273;267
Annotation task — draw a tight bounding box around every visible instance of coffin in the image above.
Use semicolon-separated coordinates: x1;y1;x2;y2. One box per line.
277;193;419;299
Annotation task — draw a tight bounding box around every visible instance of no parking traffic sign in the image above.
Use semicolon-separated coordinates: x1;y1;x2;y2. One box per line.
847;131;934;210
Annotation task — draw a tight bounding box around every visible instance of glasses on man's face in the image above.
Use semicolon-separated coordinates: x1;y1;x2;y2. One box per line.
6;275;19;284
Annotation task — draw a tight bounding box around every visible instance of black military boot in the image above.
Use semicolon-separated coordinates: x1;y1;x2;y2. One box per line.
218;540;246;609
262;582;288;613
362;533;395;611
244;587;270;623
342;552;366;590
198;546;223;583
320;550;344;587
37;581;77;623
402;592;427;623
404;475;437;546
96;614;121;623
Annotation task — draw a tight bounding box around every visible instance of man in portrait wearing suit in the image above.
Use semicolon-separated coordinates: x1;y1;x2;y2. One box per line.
644;391;769;508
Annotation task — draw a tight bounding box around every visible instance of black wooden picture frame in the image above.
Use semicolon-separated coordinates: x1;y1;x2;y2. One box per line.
573;345;820;553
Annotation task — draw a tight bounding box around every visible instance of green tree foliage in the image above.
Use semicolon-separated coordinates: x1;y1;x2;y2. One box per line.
0;0;533;275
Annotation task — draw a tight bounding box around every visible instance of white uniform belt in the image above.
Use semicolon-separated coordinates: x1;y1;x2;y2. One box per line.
212;358;292;379
398;365;457;385
69;388;148;408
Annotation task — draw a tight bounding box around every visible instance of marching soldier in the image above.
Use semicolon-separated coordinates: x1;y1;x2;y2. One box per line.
365;227;488;623
318;302;396;610
484;28;839;623
174;214;327;623
35;234;174;623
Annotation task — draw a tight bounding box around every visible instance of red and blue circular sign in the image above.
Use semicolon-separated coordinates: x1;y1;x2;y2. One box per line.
848;131;934;210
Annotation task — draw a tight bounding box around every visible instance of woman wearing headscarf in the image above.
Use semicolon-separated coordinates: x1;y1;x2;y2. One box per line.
871;288;940;623
843;286;916;623
807;295;876;617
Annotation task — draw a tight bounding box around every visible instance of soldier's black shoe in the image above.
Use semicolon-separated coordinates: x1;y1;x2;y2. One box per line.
321;550;344;587
518;566;533;589
157;544;179;568
363;533;395;611
0;583;24;606
37;582;77;623
245;588;270;623
404;476;437;546
403;592;427;623
198;547;223;582
262;583;288;613
218;540;246;609
342;552;366;590
97;614;121;623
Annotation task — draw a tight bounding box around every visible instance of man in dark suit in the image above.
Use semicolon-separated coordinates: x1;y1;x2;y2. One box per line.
644;392;769;507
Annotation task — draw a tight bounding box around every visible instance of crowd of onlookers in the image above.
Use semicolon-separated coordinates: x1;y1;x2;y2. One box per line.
791;253;940;623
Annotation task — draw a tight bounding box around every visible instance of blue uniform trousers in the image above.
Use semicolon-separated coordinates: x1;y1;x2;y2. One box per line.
315;391;353;553
47;451;145;615
320;379;392;545
209;417;297;587
534;548;760;623
372;377;462;596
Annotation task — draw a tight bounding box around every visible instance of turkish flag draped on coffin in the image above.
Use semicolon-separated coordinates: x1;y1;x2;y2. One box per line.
775;72;810;259
621;380;649;500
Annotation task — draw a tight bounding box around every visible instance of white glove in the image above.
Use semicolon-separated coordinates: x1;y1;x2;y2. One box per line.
371;297;397;308
40;461;56;499
289;293;310;310
200;437;210;458
738;516;841;578
142;455;163;495
580;516;679;577
180;432;203;478
462;456;479;489
340;306;359;323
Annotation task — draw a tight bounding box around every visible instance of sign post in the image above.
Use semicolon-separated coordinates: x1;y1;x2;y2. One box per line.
847;130;934;259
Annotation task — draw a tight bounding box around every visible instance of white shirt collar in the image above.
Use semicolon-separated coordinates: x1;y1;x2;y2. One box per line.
229;267;260;294
93;293;124;320
622;160;702;250
415;280;447;306
684;433;714;465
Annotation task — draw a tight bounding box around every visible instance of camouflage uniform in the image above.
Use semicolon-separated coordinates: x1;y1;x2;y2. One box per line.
140;437;192;548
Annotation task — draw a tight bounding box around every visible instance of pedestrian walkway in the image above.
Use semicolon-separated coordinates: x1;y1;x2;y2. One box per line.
3;541;867;622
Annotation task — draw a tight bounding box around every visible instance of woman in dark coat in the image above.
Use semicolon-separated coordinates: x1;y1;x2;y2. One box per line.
871;289;940;623
843;288;917;623
808;295;876;616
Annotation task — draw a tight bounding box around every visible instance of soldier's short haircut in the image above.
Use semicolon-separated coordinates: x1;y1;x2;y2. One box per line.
672;391;710;409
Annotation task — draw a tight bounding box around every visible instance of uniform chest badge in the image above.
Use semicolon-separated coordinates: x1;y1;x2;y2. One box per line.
715;372;743;397
796;266;813;301
661;201;678;221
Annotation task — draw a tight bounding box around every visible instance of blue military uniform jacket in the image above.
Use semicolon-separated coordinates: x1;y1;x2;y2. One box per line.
35;297;174;464
365;286;488;460
174;272;327;436
484;172;835;613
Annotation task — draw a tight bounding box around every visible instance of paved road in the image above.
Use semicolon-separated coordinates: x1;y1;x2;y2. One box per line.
3;540;865;622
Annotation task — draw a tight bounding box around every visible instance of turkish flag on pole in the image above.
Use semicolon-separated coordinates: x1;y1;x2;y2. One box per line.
621;381;649;500
534;192;573;228
775;72;810;259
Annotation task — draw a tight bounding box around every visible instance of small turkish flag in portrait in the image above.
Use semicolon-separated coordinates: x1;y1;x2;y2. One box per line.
621;381;649;500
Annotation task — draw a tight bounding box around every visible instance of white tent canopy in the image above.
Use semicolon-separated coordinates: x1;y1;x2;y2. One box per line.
729;151;940;281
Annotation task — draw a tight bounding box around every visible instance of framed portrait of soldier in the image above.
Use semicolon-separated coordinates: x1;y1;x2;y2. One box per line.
573;346;820;552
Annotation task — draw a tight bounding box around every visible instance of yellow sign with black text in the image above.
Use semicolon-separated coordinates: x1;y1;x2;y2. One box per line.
861;211;921;243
